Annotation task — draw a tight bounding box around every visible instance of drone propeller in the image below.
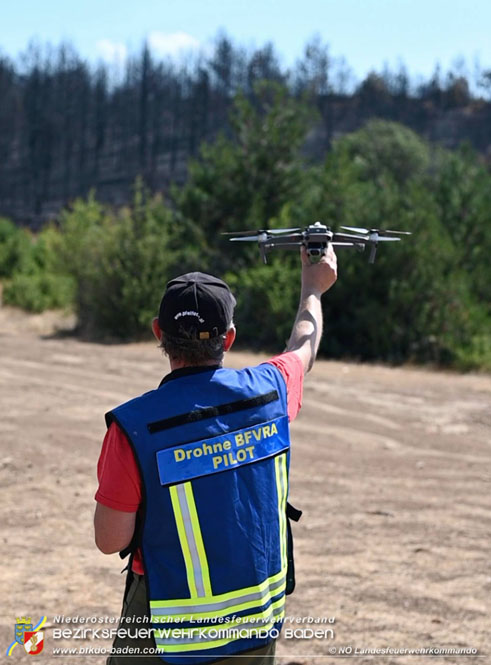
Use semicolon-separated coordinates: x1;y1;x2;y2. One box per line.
334;231;373;242
223;228;300;237
229;236;263;242
230;233;304;243
339;225;369;235
340;226;411;236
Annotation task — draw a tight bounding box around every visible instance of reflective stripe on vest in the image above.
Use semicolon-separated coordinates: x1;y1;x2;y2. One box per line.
169;482;212;598
151;568;286;620
151;451;289;653
154;598;285;652
275;452;288;572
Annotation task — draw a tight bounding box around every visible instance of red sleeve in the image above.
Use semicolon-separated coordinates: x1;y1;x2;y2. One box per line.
266;351;304;422
95;422;141;512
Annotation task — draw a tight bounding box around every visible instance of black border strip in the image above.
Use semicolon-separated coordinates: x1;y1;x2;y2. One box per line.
147;389;280;434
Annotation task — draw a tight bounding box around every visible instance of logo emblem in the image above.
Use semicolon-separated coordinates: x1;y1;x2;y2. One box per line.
24;631;44;655
14;618;32;645
6;616;46;657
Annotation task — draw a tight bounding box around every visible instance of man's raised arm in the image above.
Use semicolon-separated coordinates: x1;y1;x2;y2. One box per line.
286;244;337;374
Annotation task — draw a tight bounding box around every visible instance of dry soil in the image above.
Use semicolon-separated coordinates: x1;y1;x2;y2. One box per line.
1;308;490;665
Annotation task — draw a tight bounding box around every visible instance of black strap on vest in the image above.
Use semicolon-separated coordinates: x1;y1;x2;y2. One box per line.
147;389;279;434
286;501;302;596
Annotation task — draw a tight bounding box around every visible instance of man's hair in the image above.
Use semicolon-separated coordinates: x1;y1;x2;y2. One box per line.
160;325;233;365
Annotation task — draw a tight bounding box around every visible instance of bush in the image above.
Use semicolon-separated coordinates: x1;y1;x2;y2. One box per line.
0;219;75;311
58;186;206;338
225;255;300;350
0;218;34;278
3;272;74;312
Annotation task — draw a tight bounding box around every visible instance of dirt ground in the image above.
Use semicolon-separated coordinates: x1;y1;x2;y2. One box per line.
1;307;490;665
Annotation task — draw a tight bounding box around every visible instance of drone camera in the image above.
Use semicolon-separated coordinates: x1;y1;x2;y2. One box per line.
306;243;327;263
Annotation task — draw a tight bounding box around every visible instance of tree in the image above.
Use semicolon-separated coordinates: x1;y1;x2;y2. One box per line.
338;119;431;186
174;82;315;272
357;72;392;118
246;44;284;93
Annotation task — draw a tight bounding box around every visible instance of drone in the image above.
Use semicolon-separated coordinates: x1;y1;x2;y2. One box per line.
224;222;411;264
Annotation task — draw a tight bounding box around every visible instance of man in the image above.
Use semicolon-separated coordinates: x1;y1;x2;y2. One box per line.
94;246;337;664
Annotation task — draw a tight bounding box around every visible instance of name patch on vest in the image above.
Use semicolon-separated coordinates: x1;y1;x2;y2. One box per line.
156;416;289;486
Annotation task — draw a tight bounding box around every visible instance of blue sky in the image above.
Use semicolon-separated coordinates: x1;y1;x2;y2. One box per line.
1;0;490;84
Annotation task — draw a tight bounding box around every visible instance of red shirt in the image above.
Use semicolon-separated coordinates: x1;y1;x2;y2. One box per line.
95;353;304;573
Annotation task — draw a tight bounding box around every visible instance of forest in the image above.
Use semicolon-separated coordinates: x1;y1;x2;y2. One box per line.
0;37;490;369
1;35;491;226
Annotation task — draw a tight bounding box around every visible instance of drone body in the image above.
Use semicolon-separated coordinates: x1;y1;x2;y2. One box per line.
225;222;411;264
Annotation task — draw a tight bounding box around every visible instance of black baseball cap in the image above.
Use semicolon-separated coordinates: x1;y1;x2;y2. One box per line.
158;272;236;340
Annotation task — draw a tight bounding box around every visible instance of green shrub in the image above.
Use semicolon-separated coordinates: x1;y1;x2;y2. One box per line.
58;186;206;338
0;218;34;278
0;218;75;312
225;255;300;350
455;333;491;371
3;272;75;312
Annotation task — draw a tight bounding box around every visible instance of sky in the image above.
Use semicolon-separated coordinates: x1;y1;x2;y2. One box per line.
1;0;490;85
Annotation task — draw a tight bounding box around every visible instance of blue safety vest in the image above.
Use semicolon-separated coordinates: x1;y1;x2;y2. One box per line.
106;363;291;664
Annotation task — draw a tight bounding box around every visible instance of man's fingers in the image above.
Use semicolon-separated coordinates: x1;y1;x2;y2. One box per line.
317;243;337;271
301;243;337;266
325;243;337;269
300;246;310;266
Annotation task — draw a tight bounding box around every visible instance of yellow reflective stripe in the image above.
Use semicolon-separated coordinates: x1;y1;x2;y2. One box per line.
274;455;282;563
183;481;212;596
150;567;285;610
151;577;286;622
156;638;229;653
156;601;285;652
155;596;284;640
157;618;285;653
275;452;288;571
169;485;198;598
280;453;288;569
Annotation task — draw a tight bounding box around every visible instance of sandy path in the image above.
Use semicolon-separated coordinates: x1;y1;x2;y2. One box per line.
1;308;490;664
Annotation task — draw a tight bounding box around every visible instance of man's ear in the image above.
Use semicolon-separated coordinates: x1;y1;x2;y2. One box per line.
224;326;236;352
152;318;163;343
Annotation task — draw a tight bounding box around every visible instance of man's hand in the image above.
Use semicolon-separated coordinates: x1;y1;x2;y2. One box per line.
301;243;338;296
285;244;337;374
